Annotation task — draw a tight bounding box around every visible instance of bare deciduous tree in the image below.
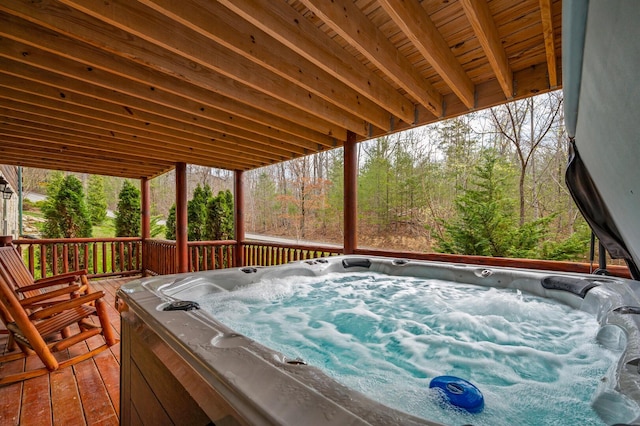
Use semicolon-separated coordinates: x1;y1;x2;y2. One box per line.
489;92;563;226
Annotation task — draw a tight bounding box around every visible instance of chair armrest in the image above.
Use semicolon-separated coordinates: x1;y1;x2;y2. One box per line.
16;280;77;293
34;270;88;285
16;269;87;293
19;285;82;307
30;291;105;320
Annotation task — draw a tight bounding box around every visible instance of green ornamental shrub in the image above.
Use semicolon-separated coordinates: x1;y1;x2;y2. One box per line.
115;180;141;237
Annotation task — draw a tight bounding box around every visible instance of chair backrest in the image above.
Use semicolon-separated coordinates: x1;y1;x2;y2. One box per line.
0;270;54;368
0;246;38;296
0;246;90;302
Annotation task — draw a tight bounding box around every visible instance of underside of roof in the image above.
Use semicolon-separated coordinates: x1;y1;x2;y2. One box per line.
0;0;561;179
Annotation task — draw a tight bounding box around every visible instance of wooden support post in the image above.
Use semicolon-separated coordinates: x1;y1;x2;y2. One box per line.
140;178;150;240
344;131;358;254
175;163;188;273
234;170;245;267
140;177;150;275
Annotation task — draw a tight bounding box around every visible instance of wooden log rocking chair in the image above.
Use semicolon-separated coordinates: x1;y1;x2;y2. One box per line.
0;246;91;304
0;250;118;385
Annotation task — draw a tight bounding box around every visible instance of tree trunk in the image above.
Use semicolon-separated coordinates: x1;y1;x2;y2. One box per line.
519;171;526;227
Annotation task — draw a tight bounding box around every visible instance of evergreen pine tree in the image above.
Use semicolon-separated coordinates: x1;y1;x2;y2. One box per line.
187;184;211;241
165;204;176;240
436;151;514;256
115;180;141;237
42;174;93;238
204;190;234;240
436;150;550;258
220;189;234;238
86;175;108;225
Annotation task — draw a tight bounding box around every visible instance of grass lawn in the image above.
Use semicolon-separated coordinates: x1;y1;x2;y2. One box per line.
24;213;164;240
24;212;116;238
93;218;116;237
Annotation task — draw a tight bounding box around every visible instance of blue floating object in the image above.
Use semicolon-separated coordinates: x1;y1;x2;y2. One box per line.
429;375;484;413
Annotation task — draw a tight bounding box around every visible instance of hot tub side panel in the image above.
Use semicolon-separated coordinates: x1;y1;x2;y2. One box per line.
120;310;247;426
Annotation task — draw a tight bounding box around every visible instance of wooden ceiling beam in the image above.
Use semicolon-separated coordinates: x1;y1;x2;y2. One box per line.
217;0;416;125
139;0;394;132
0;0;562;177
0;137;173;173
460;0;513;99
53;0;367;136
1;134;173;170
378;0;475;109
0;145;170;179
0;90;288;164
299;0;443;117
538;0;558;88
0;6;345;143
0;122;261;172
0;60;330;154
0;112;262;170
0;72;307;159
363;60;554;143
0;103;277;169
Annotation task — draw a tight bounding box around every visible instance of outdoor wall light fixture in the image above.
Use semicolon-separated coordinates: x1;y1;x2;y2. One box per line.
2;188;13;200
0;177;7;193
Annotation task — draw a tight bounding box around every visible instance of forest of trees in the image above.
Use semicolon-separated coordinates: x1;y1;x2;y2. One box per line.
24;91;593;261
243;91;589;261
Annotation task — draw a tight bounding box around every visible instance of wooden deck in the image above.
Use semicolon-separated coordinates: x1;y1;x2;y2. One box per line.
0;276;137;426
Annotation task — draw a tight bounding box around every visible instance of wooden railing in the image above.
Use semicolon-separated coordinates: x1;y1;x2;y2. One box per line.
352;248;632;279
12;237;632;280
142;239;176;276
143;239;237;276
188;241;236;272
13;237;143;279
243;242;342;266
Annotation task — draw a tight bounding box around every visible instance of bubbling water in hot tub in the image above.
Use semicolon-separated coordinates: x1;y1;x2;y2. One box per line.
198;271;623;425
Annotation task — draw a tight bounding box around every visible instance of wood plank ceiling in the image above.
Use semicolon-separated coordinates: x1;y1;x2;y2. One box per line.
0;0;561;179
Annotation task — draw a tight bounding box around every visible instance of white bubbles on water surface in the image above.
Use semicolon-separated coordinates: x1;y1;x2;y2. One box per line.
198;271;620;425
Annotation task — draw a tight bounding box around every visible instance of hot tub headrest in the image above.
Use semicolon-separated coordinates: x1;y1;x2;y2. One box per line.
541;276;599;298
342;258;372;269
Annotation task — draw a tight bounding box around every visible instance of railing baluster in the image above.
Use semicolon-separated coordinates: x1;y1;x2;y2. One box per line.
193;246;199;272
119;242;125;272
28;245;35;276
83;243;89;272
136;241;141;270
40;244;47;279
62;244;69;273
111;242;116;273
72;244;78;271
102;242;107;274
92;242;98;275
52;244;58;276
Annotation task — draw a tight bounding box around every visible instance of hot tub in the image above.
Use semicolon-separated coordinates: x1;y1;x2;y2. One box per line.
117;256;640;425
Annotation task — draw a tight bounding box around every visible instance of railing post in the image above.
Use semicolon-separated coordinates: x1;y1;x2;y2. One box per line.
344;131;358;254
176;162;189;273
0;235;12;247
234;170;245;267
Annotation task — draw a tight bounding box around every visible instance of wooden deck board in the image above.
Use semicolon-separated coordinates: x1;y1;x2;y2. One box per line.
0;276;136;426
0;359;23;425
20;357;52;426
50;368;85;426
